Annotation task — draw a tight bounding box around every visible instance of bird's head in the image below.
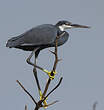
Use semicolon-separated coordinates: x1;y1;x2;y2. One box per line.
56;20;90;31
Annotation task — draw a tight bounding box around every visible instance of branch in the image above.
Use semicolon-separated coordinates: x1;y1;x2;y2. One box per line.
52;36;59;71
43;77;63;102
34;77;62;110
42;35;60;98
42;78;51;98
16;80;37;105
43;100;59;107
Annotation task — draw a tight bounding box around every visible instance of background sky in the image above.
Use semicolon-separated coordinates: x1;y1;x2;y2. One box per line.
0;0;104;110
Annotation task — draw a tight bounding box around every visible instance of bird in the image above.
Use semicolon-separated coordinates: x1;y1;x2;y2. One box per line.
6;20;90;79
6;20;90;106
6;20;90;58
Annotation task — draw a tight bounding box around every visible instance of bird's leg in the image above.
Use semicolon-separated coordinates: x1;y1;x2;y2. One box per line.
26;50;56;80
26;49;48;107
33;57;42;97
43;70;57;80
34;56;48;108
26;49;48;73
33;55;48;108
26;50;35;66
26;49;58;92
26;49;42;95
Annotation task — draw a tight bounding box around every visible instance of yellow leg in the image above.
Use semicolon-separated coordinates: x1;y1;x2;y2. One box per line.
39;90;47;109
43;69;57;80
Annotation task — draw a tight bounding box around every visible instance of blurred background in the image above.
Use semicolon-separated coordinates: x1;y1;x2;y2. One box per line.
0;0;104;110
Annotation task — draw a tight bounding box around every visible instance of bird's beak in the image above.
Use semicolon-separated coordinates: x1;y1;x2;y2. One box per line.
70;24;90;28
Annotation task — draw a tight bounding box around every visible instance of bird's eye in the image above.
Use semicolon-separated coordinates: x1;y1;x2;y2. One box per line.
65;23;69;25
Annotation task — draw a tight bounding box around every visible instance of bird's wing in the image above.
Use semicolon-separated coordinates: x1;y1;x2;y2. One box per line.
19;24;57;46
6;24;58;48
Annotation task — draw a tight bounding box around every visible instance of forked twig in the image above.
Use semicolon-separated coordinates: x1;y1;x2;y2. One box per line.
16;77;62;110
35;77;62;110
42;77;63;102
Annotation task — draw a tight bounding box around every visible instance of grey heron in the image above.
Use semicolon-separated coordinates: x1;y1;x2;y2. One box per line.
6;20;90;55
6;20;90;100
6;20;90;72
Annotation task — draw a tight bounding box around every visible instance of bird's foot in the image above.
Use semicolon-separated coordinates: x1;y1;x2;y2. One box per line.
39;90;48;109
43;69;57;80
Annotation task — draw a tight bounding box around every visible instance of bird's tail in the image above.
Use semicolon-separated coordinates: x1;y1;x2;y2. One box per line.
6;36;21;48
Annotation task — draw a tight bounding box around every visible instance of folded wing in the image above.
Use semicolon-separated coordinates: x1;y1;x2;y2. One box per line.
6;24;57;48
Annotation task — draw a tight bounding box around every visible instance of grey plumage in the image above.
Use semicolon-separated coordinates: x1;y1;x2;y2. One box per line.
6;20;90;57
6;24;68;49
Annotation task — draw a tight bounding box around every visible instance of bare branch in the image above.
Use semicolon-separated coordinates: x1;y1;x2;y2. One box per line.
33;67;41;96
16;80;37;105
43;77;63;102
43;100;59;107
42;78;51;98
42;35;60;98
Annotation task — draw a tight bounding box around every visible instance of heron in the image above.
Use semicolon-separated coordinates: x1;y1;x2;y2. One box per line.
6;20;90;102
6;20;90;62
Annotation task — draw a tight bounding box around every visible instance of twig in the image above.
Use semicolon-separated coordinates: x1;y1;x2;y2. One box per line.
43;77;63;102
34;77;62;110
16;80;37;105
42;78;51;98
33;66;41;96
17;71;62;110
42;35;59;98
43;100;59;107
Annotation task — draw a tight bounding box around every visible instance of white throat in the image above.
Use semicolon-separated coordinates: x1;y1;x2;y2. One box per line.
59;25;72;31
59;25;65;31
